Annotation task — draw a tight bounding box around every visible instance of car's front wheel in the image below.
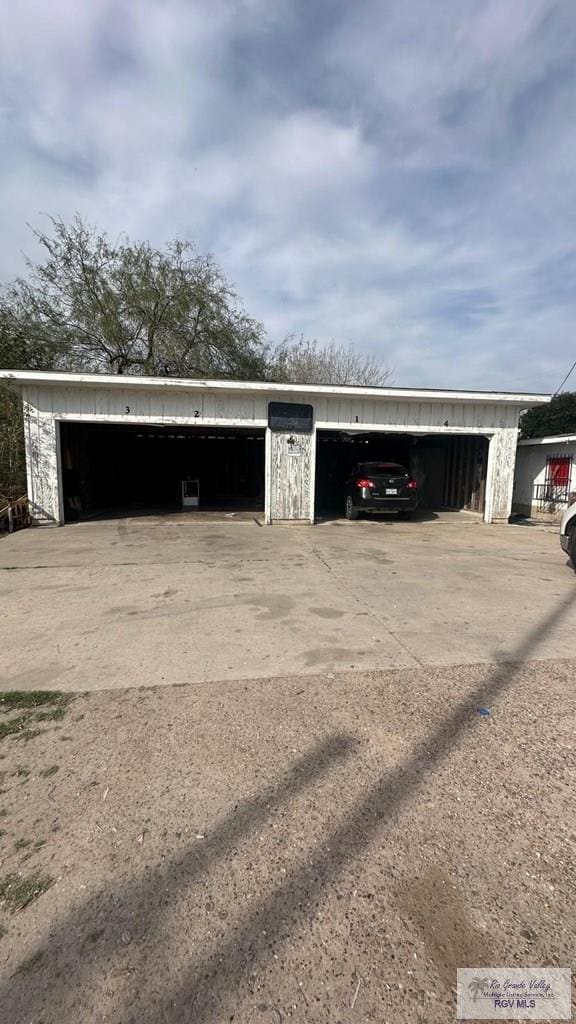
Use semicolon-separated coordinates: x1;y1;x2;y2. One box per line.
345;495;359;520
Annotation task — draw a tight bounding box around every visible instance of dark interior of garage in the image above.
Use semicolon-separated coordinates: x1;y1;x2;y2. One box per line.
60;423;265;521
314;430;488;518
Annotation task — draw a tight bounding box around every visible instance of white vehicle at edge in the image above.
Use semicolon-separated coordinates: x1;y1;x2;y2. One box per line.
560;501;576;569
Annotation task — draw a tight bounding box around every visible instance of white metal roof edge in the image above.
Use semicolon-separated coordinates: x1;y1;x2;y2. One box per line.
0;368;550;406
518;434;576;446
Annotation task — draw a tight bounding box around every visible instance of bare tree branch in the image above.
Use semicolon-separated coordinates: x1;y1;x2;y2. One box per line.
269;336;393;387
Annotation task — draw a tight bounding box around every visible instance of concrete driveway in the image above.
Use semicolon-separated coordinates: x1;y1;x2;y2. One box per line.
1;515;575;1024
1;514;574;691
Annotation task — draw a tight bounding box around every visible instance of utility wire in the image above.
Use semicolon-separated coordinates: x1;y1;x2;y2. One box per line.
554;357;576;396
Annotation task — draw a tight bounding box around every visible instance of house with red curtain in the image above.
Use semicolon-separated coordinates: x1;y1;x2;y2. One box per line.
513;435;576;521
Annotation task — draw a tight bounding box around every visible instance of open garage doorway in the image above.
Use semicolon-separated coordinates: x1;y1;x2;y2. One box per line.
60;423;265;522
314;431;488;519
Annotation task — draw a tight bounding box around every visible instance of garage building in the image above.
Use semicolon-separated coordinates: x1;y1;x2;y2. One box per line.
1;370;549;526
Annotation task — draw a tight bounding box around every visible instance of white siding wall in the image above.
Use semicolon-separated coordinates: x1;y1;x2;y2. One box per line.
21;382;524;525
513;448;545;510
268;431;314;522
314;395;519;432
27;383;520;434
23;401;63;524
27;384;269;427
484;428;519;522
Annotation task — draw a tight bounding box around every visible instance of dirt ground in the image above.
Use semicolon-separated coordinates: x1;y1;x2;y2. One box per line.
0;657;574;1024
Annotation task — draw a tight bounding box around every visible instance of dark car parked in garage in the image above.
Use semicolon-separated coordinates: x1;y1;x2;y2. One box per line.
345;462;418;519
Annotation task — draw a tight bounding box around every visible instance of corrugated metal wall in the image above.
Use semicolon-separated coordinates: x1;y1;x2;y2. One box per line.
443;436;488;512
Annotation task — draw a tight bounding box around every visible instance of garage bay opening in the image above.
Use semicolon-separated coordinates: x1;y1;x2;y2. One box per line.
314;430;489;519
60;423;265;522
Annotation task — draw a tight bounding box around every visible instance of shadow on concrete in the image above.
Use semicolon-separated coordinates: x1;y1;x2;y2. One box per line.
2;590;574;1022
78;502;263;523
315;509;440;525
364;509;440;524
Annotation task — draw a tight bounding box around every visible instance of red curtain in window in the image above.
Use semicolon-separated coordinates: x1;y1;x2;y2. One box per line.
546;456;571;487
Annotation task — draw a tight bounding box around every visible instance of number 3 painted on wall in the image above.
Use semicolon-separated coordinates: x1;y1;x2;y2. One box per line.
125;406;130;413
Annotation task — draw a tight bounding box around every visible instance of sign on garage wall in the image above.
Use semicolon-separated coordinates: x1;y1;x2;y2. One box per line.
287;440;304;456
268;402;314;433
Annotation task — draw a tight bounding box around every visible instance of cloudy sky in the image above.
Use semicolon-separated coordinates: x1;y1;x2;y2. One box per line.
1;0;575;390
